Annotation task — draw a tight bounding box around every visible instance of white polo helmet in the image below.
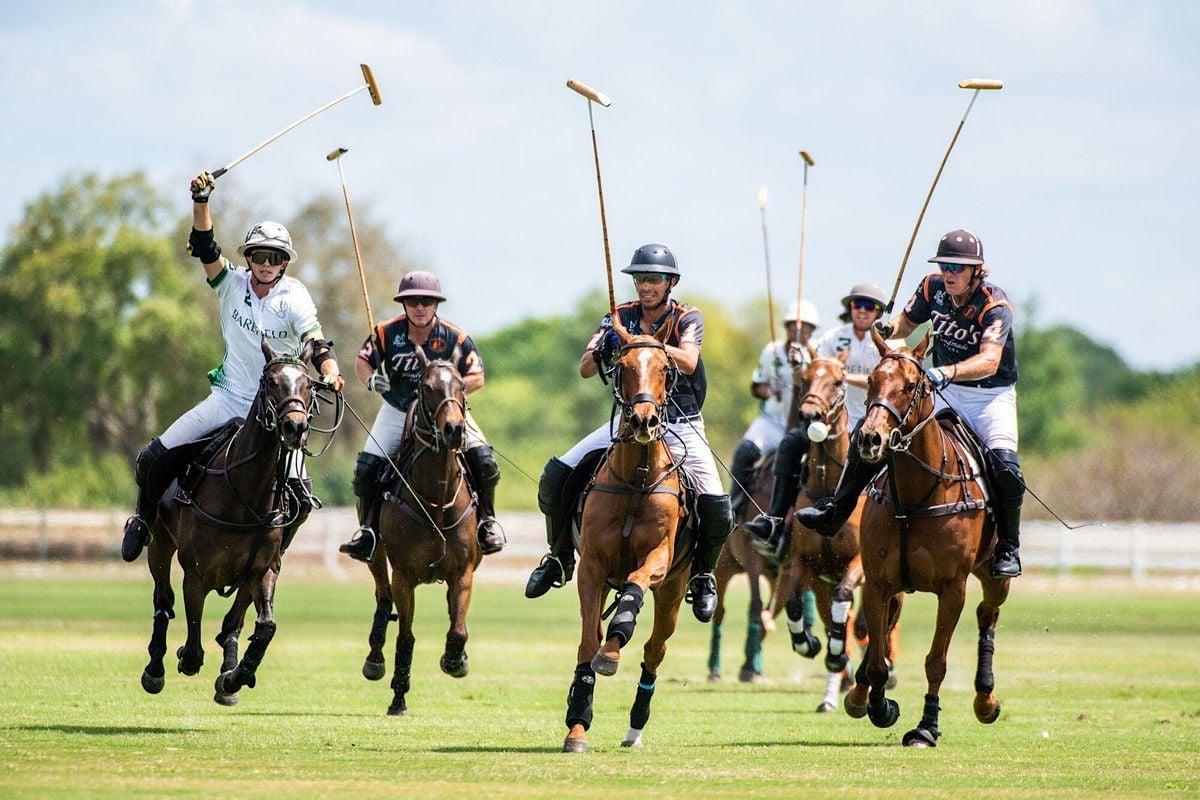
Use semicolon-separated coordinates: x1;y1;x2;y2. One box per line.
236;221;297;262
783;298;821;328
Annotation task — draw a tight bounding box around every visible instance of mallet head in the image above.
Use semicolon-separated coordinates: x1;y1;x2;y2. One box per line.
958;78;1003;90
566;79;612;107
326;147;349;161
757;186;768;210
799;150;815;166
361;64;383;105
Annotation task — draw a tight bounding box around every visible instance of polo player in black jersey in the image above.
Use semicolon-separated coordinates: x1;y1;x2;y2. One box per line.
797;229;1024;578
339;271;504;562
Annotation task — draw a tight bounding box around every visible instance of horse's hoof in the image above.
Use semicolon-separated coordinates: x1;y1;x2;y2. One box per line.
974;695;1001;724
440;653;469;679
562;737;588;754
902;726;939;747
140;670;164;695
738;666;763;684
591;651;619;677
886;668;899;690
362;657;386;681
825;652;849;673
214;670;236;695
621;728;644;748
791;630;821;658
817;701;836;714
176;646;202;676
845;692;869;719
387;701;407;716
213;690;239;707
707;671;722;683
868;697;901;729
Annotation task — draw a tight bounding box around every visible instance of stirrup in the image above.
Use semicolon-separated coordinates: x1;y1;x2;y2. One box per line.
537;553;568;589
477;517;506;554
685;572;716;604
748;517;787;562
340;526;377;562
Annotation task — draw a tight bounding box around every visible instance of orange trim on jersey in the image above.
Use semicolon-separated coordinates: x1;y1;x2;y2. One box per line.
921;274;935;302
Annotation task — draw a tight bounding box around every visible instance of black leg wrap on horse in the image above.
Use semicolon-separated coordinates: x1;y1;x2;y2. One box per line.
566;662;596;731
369;601;392;650
729;439;761;508
235;620;276;688
218;631;239;674
148;611;170;665
392;638;414;696
605;583;644;647
975;628;996;694
630;663;657;731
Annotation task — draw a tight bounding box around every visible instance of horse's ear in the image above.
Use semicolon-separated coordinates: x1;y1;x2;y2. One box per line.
261;336;276;363
299;338;315;365
611;312;634;344
806;344;818;363
871;325;890;356
836;345;851;364
913;331;932;361
414;346;430;368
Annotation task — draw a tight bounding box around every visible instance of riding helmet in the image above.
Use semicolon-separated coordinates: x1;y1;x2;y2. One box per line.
621;243;680;277
393;270;448;303
237;221;297;262
928;229;984;265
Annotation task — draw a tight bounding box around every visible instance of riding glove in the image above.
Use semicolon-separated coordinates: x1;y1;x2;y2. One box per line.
366;372;391;393
190;172;215;203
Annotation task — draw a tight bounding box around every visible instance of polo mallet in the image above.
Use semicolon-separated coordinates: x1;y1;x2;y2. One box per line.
566;78;616;318
882;78;1003;320
326;147;380;357
793;150;815;344
757;186;783;387
210;65;382;181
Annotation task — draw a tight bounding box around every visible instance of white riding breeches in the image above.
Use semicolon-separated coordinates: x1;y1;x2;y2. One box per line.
933;383;1019;452
560;415;726;496
159;387;306;478
742;414;786;455
361;400;488;459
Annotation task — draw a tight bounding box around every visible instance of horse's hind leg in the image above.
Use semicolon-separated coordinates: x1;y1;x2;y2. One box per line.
364;548;393;681
176;570;206;676
707;552;736;681
785;564;821;658
972;575;1011;725
387;578;415;716
212;586;252;706
901;581;966;748
440;566;474;678
739;554;765;683
862;581;901;729
564;557;605;753
141;537;175;694
623;571;687;749
214;569;278;698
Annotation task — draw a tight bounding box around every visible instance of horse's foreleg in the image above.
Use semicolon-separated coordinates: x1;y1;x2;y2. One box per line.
861;581;900;728
785;563;821;658
901;581;965;748
440;565;474;678
215;569;278;698
808;581;841;713
707;556;736;681
212;585;253;706
972;575;1011;725
176;570;206;676
594;538;671;677
623;571;687;749
564;556;605;753
364;548;393;681
141;538;175;694
826;556;862;675
387;577;415;716
739;554;765;682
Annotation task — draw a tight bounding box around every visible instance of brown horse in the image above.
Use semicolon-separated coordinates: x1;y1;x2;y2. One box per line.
847;330;1010;747
562;329;690;753
141;341;317;705
708;496;778;682
367;357;480;717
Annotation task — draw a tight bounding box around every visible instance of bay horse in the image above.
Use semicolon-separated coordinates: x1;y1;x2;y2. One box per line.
771;349;902;712
368;355;480;717
563;325;690;753
141;340;319;705
848;329;1010;747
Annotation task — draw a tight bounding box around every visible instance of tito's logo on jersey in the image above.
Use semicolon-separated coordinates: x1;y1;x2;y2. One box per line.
928;310;982;347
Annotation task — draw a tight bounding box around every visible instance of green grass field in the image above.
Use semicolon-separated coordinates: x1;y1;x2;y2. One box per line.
1;567;1197;798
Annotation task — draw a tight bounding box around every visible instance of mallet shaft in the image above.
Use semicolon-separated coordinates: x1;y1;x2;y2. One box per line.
794;152;813;343
332;156;377;345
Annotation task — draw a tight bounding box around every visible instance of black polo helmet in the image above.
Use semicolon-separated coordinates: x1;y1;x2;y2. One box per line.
621;243;680;277
928;229;985;266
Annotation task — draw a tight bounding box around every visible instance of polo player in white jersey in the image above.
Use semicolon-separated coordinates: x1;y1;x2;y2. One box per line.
120;172;345;562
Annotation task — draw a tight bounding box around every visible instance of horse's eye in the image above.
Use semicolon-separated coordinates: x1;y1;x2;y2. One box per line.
905;381;917;392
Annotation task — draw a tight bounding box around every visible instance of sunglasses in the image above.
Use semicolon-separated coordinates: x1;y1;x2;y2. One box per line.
937;262;971;275
247;249;288;266
633;274;667;285
404;298;438;308
850;298;881;312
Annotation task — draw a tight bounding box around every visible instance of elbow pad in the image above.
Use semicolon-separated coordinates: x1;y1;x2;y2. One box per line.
188;228;222;263
309;338;336;369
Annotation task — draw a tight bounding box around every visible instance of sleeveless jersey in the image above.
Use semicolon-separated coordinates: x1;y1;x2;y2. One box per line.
358;314;483;411
903;273;1018;388
588;299;707;420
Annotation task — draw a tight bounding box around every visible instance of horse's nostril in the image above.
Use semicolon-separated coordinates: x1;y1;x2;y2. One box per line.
648;415;660;429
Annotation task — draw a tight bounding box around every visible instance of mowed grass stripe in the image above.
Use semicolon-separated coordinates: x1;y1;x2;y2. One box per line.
0;572;1197;798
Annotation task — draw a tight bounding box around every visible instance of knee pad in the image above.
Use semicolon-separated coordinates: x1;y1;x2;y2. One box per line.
538;457;573;515
353;452;387;498
696;494;734;545
774;428;809;480
134;438;168;486
605;583;645;647
991;449;1024;499
466;445;501;490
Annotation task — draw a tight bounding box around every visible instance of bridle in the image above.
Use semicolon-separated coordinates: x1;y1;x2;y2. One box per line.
411;361;468;454
864;351;937;453
799;358;849;436
607;339;679;443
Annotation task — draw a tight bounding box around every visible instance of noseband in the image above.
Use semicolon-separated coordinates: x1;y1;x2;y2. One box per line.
864;351;936;452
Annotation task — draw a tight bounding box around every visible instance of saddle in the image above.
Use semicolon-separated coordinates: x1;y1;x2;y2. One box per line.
158;420;245;513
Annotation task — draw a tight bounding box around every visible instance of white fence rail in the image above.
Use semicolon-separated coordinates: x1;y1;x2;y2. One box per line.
2;509;1198;583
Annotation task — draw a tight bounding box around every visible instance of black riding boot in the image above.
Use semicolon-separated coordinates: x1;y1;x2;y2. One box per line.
989;449;1024;578
743;426;808;557
122;438;168;562
526;457;575;599
340;452;386;563
795;420;875;537
687;494;734;623
729;439;761;515
465;445;505;555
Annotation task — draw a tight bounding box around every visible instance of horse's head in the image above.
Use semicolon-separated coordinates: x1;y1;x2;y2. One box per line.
798;346;849;428
612;322;676;445
859;329;933;463
259;338;314;451
414;349;468;451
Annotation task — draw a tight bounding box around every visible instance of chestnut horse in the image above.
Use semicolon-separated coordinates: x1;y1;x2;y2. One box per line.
562;329;690;753
771;350;902;712
142;342;317;705
848;330;1010;747
369;357;481;717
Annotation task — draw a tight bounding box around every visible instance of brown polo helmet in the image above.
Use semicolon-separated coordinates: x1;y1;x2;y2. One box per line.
928;229;985;265
393;270;447;302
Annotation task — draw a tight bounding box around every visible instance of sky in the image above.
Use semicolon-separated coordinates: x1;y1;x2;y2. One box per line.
2;1;1197;368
